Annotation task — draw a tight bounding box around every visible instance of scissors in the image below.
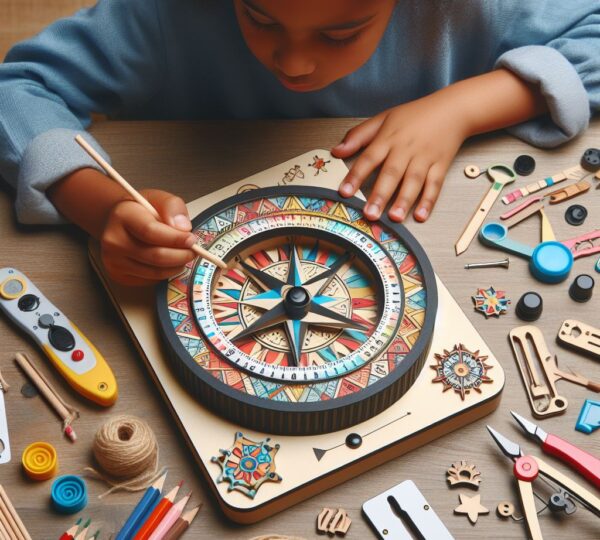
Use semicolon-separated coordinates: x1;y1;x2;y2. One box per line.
487;426;600;540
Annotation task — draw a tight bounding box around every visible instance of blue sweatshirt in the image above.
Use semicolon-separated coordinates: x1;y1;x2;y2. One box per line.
0;0;598;224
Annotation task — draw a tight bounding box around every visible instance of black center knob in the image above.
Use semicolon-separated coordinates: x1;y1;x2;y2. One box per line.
284;286;310;319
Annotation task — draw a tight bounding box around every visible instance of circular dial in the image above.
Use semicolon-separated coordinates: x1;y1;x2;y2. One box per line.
157;187;437;435
194;225;403;383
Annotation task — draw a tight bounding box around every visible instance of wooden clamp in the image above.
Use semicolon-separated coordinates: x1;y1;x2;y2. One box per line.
509;326;600;418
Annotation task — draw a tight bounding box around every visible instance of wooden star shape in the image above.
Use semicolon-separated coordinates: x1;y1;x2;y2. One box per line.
454;493;489;524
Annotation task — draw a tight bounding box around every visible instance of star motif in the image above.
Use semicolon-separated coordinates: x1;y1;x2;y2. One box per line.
454;493;489;524
231;244;368;366
472;286;510;318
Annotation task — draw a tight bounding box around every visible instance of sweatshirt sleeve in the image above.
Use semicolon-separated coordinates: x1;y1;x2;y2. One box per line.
0;0;164;224
493;2;600;148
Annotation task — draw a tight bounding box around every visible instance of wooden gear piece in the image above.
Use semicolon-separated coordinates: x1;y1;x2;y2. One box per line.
446;460;482;489
509;326;600;418
431;345;493;400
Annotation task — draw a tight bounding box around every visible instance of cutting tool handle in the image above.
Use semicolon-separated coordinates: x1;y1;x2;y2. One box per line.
543;434;600;488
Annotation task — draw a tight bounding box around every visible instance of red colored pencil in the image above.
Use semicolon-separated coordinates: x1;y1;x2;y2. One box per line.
59;518;83;540
133;484;181;540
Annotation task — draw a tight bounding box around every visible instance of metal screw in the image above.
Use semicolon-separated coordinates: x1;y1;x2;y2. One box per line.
464;258;510;270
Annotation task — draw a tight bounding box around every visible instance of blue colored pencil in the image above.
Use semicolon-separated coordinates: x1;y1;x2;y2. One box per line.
116;472;167;540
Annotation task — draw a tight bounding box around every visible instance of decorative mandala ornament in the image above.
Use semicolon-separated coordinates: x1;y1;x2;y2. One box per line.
211;432;282;499
472;286;510;318
431;344;493;400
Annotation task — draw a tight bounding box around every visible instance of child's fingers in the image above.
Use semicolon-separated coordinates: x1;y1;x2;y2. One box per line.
332;115;385;159
117;202;197;249
414;161;448;222
141;189;192;231
388;158;430;222
364;150;409;220
338;142;389;198
129;244;196;268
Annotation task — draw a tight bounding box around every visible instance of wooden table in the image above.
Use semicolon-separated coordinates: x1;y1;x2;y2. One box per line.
1;119;599;539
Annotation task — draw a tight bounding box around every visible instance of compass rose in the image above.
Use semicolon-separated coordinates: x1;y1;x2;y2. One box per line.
230;243;368;367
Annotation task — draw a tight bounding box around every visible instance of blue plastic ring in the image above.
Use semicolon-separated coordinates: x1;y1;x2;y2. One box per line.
51;475;87;514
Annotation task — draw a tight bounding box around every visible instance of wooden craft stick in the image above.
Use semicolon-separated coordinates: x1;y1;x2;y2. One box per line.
74;135;227;269
14;353;78;442
0;505;18;540
0;486;31;540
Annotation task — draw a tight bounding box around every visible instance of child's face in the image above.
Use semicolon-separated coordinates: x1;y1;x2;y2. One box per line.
234;0;397;92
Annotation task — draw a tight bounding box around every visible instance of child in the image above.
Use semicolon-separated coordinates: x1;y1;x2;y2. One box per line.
0;0;598;285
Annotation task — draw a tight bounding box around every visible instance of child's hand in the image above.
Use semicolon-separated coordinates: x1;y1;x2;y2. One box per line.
332;93;468;222
100;189;197;286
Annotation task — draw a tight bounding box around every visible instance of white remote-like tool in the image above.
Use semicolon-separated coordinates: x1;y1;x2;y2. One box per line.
0;267;117;406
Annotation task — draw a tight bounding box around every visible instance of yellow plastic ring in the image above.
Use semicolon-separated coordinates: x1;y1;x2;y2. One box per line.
0;276;26;300
22;442;58;481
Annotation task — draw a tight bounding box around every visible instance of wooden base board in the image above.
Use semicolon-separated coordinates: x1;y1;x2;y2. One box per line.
88;150;504;523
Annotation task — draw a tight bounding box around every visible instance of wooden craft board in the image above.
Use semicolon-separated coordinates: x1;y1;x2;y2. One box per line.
88;150;505;523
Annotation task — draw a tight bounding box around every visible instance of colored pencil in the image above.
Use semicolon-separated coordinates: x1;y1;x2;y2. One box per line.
161;505;201;540
74;135;227;270
59;518;82;540
147;493;191;540
133;484;180;540
73;520;91;540
0;485;31;540
116;472;167;540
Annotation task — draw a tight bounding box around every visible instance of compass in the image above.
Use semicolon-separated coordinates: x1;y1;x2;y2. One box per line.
157;187;437;435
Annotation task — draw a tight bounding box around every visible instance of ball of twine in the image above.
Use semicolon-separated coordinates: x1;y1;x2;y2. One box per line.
84;415;163;498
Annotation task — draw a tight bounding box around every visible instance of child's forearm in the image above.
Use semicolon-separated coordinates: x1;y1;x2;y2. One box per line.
438;68;548;138
47;168;128;238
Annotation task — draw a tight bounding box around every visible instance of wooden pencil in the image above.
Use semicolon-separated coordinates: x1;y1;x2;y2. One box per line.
161;505;201;540
0;485;31;540
74;135;227;270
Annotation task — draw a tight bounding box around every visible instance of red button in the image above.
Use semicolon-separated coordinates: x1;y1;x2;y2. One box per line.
71;350;84;362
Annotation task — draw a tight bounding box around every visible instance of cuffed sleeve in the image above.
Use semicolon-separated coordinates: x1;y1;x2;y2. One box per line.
0;0;164;223
495;45;590;147
15;129;110;224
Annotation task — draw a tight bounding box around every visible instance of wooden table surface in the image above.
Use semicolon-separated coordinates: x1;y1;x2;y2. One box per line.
1;118;599;539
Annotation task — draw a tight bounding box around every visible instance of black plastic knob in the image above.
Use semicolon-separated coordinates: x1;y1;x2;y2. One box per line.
565;204;587;226
48;325;76;351
513;154;536;176
581;148;600;172
18;294;39;312
516;292;543;321
569;274;594;303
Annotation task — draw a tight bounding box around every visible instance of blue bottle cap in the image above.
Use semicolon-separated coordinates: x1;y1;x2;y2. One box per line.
530;242;573;283
51;475;87;514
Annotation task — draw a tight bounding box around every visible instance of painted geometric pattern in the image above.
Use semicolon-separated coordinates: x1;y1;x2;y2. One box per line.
165;195;427;403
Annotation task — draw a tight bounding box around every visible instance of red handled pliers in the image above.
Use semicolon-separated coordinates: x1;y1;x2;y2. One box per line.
487;424;600;540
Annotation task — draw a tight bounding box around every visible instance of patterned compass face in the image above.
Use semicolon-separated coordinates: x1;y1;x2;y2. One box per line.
157;187;437;435
196;230;401;383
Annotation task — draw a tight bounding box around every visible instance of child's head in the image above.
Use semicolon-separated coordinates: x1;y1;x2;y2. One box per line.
234;0;396;92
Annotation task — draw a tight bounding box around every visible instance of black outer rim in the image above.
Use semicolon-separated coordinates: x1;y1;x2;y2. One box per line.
156;186;438;435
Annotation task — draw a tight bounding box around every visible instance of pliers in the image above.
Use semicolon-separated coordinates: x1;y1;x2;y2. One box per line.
511;410;600;488
487;425;600;540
